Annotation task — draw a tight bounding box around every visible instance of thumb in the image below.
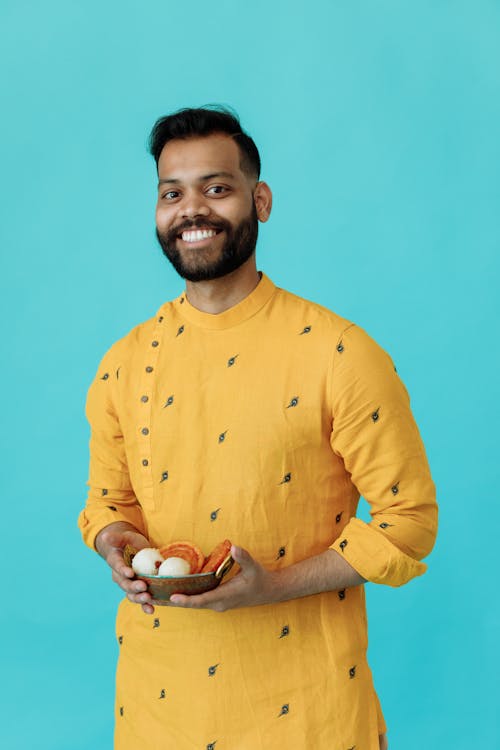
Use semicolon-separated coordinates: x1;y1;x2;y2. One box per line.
231;545;256;570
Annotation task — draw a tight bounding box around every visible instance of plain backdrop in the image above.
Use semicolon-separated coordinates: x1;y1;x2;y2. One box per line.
1;1;498;748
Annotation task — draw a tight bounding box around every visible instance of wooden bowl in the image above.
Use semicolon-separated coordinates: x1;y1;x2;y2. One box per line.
124;545;234;606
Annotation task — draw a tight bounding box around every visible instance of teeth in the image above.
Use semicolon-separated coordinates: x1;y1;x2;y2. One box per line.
181;229;217;243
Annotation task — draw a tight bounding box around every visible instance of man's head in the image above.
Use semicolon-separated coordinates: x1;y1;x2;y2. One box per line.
149;106;272;282
149;106;261;181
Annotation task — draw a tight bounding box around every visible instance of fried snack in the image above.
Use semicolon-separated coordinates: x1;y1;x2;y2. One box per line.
159;541;205;574
201;539;232;573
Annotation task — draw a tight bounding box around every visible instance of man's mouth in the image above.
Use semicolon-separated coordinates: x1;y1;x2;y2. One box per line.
178;228;222;244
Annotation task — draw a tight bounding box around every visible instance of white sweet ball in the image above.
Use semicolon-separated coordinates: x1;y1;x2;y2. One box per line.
131;548;164;576
157;557;191;577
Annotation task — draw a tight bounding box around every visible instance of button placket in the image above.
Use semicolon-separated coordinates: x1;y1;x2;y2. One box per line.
138;313;166;509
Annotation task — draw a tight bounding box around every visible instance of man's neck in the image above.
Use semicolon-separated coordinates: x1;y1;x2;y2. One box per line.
184;260;261;314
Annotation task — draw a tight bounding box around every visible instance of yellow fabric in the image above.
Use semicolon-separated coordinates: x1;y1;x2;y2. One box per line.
79;273;436;749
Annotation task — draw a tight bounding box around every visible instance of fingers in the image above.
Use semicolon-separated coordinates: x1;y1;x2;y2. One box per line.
169;592;226;612
170;576;243;611
98;529;155;613
169;594;189;607
111;566;144;592
169;593;200;608
107;550;153;608
114;569;154;611
112;567;154;612
106;548;132;577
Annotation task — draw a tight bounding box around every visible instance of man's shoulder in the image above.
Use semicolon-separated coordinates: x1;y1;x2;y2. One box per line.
273;285;354;337
274;286;395;362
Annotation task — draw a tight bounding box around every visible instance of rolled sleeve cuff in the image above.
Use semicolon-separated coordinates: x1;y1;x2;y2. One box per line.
330;517;427;586
78;503;147;551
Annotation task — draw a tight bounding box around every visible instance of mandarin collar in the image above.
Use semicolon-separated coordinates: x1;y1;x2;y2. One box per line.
170;272;276;330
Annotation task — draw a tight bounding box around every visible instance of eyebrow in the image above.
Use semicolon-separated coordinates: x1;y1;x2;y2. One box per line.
158;171;236;186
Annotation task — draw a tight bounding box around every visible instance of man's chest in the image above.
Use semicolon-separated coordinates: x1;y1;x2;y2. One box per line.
117;327;334;458
113;323;349;555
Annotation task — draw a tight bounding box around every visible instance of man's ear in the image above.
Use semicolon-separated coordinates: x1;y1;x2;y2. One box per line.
253;181;273;223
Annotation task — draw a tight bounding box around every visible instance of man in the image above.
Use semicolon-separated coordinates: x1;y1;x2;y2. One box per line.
79;106;437;750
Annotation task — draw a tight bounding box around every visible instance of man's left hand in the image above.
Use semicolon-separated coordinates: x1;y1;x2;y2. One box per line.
169;545;281;611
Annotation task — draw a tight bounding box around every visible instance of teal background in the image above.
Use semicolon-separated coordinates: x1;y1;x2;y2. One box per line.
1;1;498;747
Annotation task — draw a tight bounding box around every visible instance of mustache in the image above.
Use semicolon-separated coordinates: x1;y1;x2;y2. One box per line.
170;218;229;236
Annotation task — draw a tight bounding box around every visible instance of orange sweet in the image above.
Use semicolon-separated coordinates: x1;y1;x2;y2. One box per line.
201;539;232;574
159;541;205;574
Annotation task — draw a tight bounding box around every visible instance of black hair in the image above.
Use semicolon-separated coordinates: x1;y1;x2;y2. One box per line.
148;105;261;179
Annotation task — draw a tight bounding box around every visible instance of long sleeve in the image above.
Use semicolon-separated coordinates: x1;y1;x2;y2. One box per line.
329;324;438;586
78;346;147;549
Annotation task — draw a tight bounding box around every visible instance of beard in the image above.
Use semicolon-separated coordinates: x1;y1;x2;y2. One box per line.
156;203;259;282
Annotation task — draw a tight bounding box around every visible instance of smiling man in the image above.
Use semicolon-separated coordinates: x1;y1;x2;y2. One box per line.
79;106;437;750
155;133;263;283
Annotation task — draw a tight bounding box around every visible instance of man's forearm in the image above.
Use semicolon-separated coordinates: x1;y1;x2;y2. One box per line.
275;548;366;602
169;545;367;611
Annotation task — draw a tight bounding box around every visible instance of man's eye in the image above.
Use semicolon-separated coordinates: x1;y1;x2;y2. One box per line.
207;185;227;195
162;191;179;200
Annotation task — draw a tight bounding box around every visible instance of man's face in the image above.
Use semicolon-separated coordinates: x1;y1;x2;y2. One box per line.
155;134;260;282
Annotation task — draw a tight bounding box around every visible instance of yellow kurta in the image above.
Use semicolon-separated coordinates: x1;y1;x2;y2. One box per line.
79;273;437;750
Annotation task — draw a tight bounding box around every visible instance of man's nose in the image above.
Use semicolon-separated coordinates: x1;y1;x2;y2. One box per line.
180;194;210;219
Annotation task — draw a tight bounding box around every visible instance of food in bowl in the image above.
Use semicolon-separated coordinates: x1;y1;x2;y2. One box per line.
123;539;234;604
159;541;205;573
131;547;164;575
157;557;191;576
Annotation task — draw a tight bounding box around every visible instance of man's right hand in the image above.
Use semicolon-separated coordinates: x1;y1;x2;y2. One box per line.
95;521;155;614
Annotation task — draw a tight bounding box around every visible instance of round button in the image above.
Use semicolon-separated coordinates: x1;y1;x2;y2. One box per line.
142;459;149;466
145;366;153;373
141;395;149;403
152;340;159;347
141;427;149;435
